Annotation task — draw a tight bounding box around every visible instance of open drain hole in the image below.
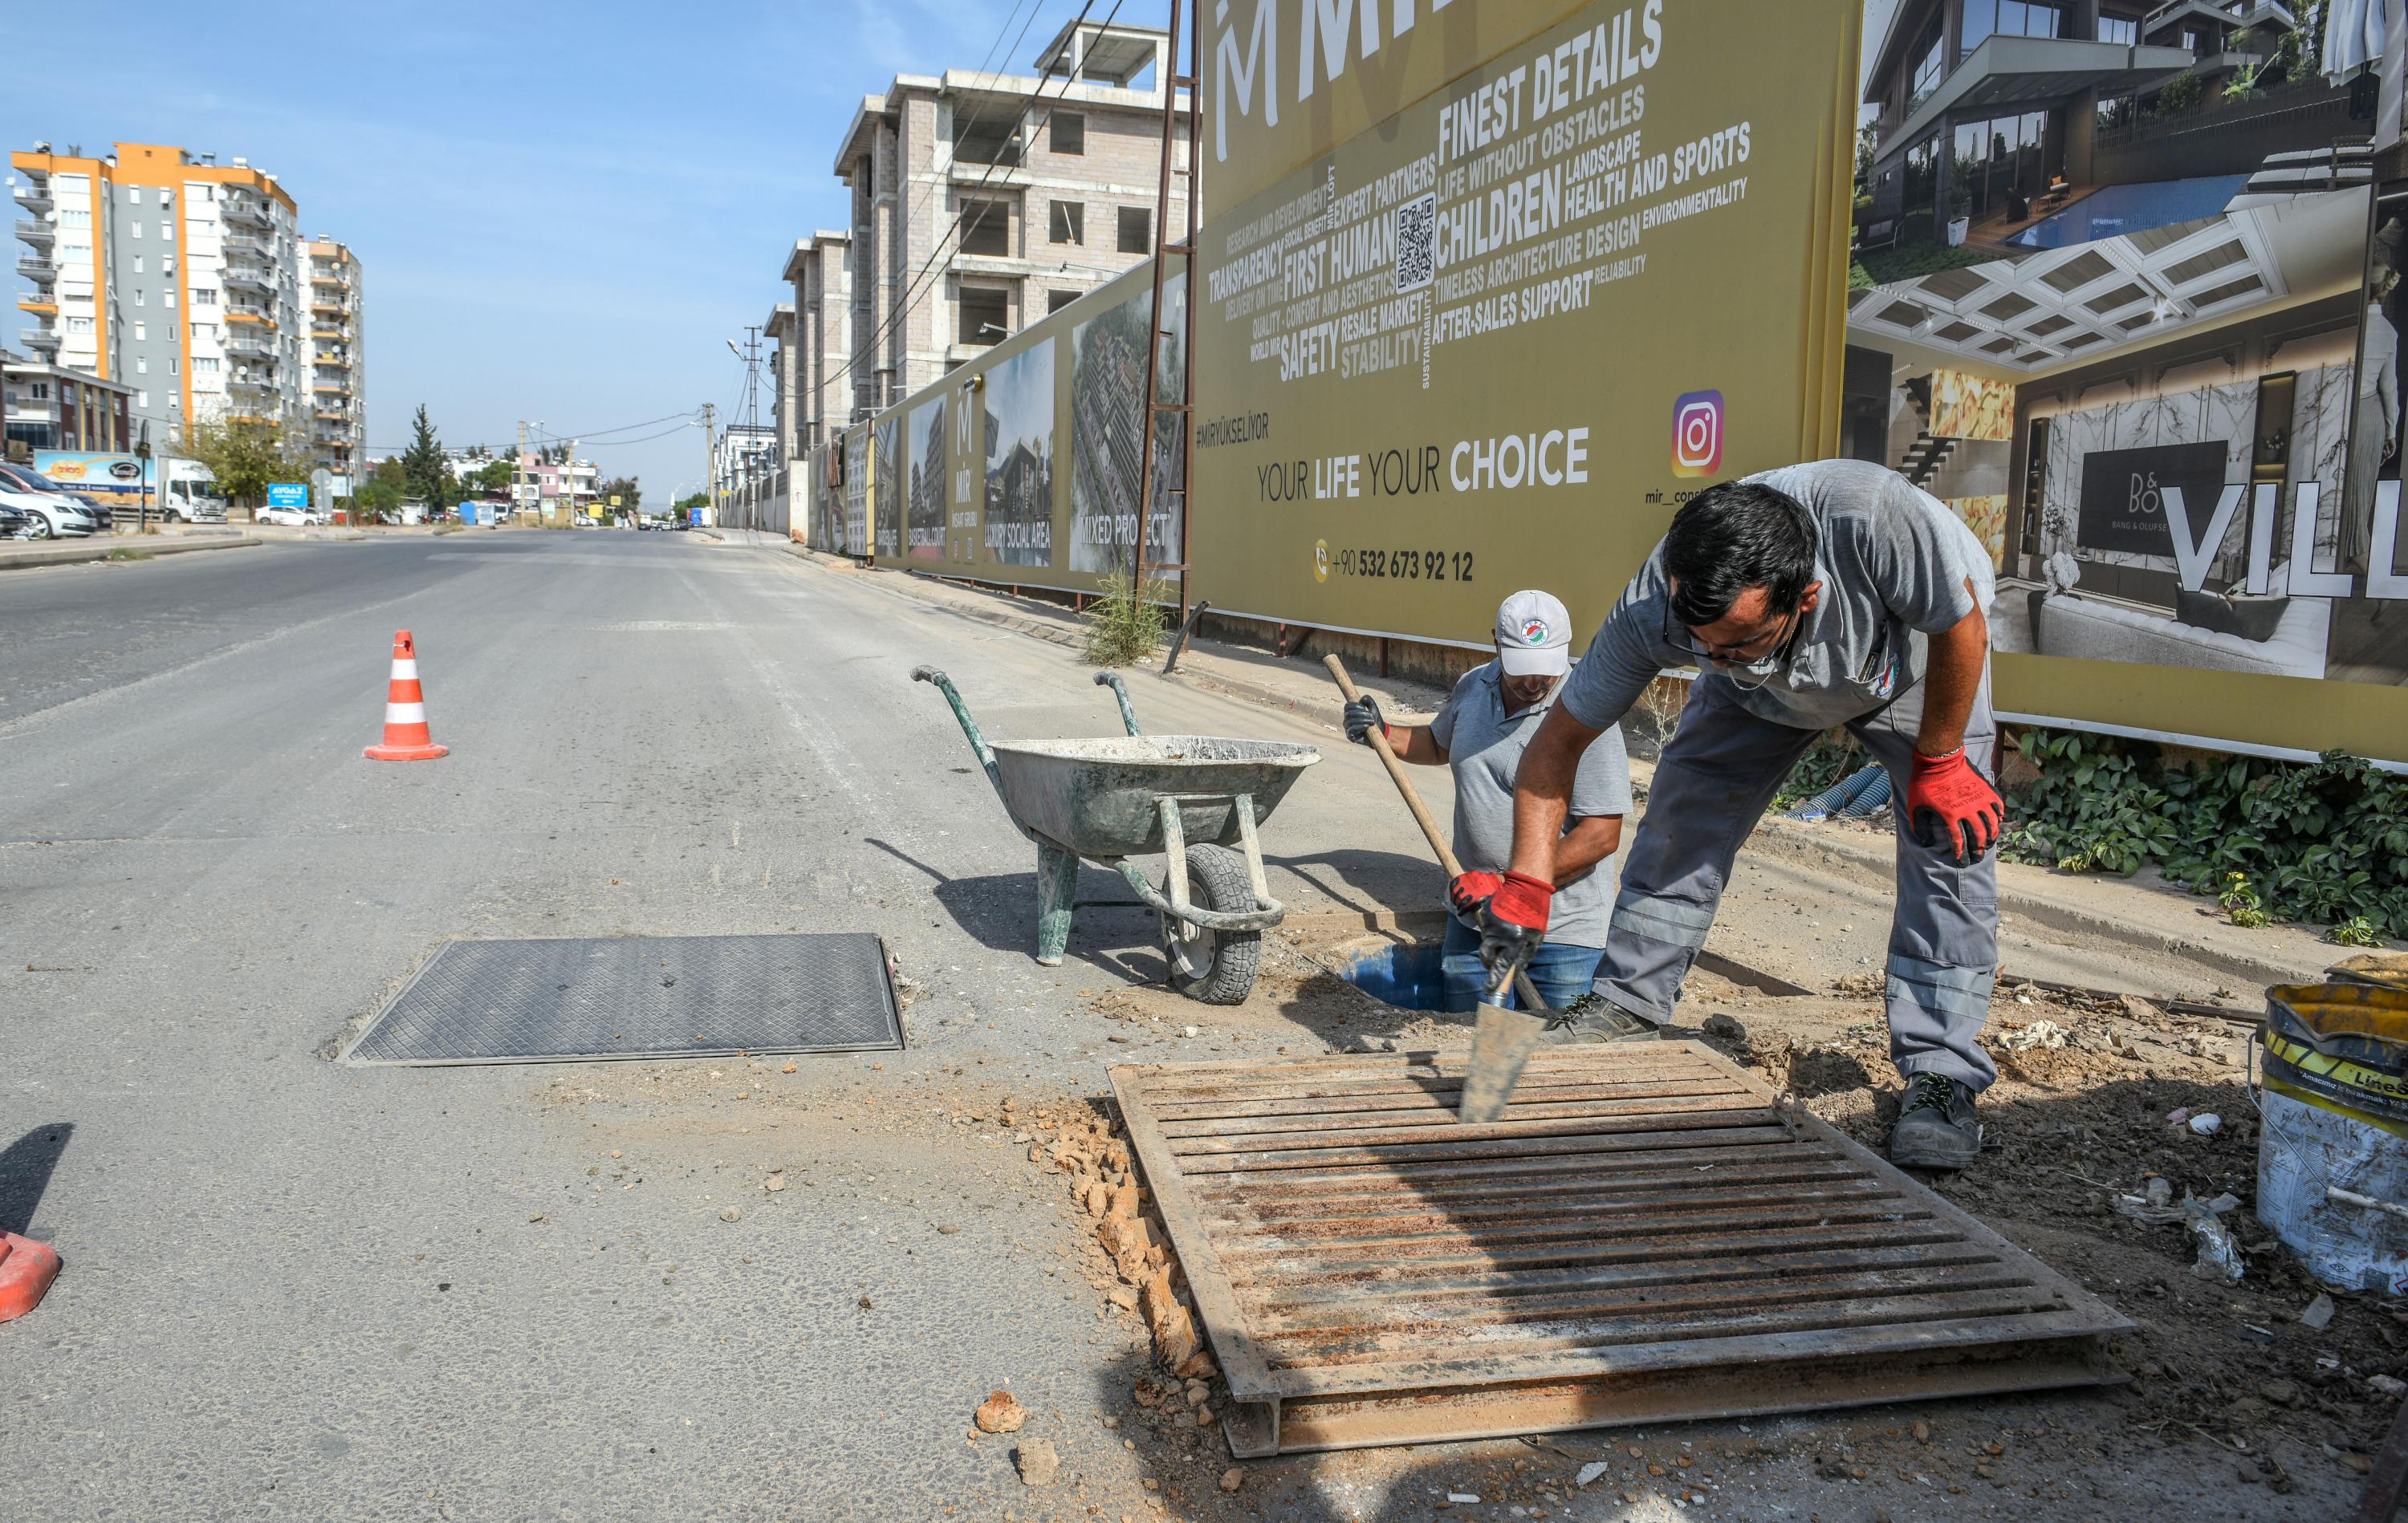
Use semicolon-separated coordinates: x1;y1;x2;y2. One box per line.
1332;940;1448;1010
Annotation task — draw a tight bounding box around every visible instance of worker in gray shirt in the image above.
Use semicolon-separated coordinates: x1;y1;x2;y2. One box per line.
1342;591;1630;1012
1460;461;2005;1169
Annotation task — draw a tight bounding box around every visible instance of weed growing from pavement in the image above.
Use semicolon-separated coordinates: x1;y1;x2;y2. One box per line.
1082;568;1170;667
107;545;153;561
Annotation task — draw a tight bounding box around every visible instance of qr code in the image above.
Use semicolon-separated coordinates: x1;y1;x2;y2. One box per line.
1394;192;1435;294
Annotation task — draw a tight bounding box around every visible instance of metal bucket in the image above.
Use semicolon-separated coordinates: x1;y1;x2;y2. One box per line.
988;735;1317;858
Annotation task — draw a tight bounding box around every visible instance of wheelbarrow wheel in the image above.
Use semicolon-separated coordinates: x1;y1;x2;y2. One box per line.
1163;843;1262;1005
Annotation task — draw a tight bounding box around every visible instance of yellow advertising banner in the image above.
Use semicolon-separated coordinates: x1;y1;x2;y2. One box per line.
1188;0;1861;645
849;264;1179;599
1204;0;1596;211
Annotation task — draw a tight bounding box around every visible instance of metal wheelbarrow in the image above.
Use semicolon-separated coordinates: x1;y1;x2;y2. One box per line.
912;666;1320;1004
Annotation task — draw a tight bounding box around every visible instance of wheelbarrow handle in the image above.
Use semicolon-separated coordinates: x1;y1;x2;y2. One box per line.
909;665;1009;810
1092;670;1142;737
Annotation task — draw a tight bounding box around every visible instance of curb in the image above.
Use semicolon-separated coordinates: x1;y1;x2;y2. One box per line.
0;534;261;571
1742;815;2329;991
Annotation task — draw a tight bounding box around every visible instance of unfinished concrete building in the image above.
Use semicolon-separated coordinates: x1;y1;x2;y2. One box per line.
831;17;1191;420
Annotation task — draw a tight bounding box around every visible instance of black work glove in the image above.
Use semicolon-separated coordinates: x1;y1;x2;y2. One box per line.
1341;696;1386;748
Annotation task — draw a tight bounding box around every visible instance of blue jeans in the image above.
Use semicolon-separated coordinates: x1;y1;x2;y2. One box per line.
1441;916;1605;1013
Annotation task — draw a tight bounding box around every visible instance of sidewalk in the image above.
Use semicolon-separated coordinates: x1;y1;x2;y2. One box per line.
782;550;2353;994
0;531;261;572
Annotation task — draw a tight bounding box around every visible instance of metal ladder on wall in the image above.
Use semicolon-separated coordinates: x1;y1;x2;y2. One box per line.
1133;0;1202;623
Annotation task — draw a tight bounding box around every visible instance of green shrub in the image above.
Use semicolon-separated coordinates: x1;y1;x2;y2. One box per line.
1081;568;1171;667
2001;729;2408;940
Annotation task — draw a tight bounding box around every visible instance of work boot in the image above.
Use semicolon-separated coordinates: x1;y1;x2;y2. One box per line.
1540;992;1660;1043
1889;1072;1982;1169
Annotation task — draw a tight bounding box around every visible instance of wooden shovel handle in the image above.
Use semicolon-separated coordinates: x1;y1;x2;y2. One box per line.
1324;654;1463;878
1323;654;1551;1013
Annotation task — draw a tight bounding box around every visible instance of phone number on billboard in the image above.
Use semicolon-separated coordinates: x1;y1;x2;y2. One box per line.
1328;547;1475;582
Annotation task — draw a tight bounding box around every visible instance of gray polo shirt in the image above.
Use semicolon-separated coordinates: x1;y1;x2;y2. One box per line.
1560;460;1995;734
1432;662;1631;949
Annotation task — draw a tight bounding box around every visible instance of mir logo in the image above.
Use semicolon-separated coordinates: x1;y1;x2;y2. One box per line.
1671;390;1723;477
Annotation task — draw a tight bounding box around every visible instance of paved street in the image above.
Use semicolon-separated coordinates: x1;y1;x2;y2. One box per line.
0;532;1434;1520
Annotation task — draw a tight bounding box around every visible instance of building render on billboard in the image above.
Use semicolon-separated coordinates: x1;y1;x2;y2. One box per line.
1857;1;2371;246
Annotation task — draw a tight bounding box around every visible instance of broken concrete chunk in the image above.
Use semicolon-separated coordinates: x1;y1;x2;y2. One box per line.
1015;1437;1060;1486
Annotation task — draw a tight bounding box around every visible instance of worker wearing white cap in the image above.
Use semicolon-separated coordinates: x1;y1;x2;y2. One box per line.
1342;591;1632;1012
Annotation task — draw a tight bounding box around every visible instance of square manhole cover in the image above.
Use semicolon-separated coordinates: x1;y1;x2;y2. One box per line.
346;932;903;1065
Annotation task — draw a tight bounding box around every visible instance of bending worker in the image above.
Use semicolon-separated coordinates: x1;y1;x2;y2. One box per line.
1463;461;2005;1169
1343;591;1630;1012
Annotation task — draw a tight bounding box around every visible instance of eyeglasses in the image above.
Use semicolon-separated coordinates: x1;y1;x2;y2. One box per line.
1662;601;1804;679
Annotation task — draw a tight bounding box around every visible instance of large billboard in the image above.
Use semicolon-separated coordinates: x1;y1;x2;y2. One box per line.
1204;0;1598;210
1848;181;2408;759
1068;273;1186;577
1186;0;1861;639
982;339;1056;569
906;396;946;562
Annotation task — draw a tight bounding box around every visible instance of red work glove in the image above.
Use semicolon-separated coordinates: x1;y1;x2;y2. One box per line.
1447;870;1503;918
1475;871;1553;991
1908;746;2004;865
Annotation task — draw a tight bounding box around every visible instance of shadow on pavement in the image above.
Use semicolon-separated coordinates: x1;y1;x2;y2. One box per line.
0;1121;71;1237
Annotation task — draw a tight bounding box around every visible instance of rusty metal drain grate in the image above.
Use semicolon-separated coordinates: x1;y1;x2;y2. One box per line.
1110;1043;2132;1458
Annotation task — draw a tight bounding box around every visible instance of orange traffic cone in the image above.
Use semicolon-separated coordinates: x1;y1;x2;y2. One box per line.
0;1232;61;1323
364;629;449;761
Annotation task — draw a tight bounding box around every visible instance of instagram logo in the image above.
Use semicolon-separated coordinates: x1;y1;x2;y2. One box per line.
1672;390;1723;477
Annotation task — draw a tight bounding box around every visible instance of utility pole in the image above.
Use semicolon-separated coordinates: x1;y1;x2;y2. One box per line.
515;418;527;526
700;401;715;529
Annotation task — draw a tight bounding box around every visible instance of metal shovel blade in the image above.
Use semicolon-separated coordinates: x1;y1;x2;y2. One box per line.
1458;973;1550;1124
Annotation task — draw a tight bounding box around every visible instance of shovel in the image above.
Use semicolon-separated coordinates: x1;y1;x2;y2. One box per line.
1322;656;1550;1124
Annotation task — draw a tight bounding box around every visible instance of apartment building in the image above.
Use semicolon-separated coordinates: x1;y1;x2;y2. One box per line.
2;347;134;455
782;232;854;449
831;17;1190;419
9;140;357;457
304;238;366;484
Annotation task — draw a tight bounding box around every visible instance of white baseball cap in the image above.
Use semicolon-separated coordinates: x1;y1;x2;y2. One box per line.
1494;590;1572;676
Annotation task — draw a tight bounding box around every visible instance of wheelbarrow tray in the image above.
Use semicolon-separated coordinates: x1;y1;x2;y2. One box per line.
989;735;1318;859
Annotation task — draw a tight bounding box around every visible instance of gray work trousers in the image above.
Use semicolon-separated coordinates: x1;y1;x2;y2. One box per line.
1593;674;2000;1090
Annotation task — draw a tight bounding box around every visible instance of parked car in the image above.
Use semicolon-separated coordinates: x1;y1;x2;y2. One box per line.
0;502;28;538
0;463;108;534
0;479;100;538
258;504;329;527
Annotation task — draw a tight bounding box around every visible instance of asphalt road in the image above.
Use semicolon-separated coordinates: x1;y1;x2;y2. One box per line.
0;531;1435;1520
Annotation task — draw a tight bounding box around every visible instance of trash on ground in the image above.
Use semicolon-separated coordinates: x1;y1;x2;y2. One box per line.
2187;1198;2247;1284
2001;1018;2070;1050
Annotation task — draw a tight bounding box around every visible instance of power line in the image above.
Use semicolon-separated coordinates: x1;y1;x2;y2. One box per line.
820;0;1125;411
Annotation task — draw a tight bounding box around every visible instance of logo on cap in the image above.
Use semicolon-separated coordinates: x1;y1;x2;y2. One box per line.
1519;618;1552;645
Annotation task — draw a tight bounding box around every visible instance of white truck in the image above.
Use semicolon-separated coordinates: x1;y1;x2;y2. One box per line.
32;451;228;523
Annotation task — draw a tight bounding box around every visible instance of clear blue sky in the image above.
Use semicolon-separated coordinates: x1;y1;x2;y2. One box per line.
2;0;1163;502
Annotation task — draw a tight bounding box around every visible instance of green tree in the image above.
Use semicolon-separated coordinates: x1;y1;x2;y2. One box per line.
673;492;707;514
184;414;311;516
470;458;515;494
598;476;641;513
399;404;449;507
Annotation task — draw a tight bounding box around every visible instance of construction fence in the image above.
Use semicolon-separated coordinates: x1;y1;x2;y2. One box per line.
799;0;2408;766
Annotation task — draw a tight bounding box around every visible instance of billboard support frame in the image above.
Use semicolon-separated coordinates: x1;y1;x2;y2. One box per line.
1134;0;1203;622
